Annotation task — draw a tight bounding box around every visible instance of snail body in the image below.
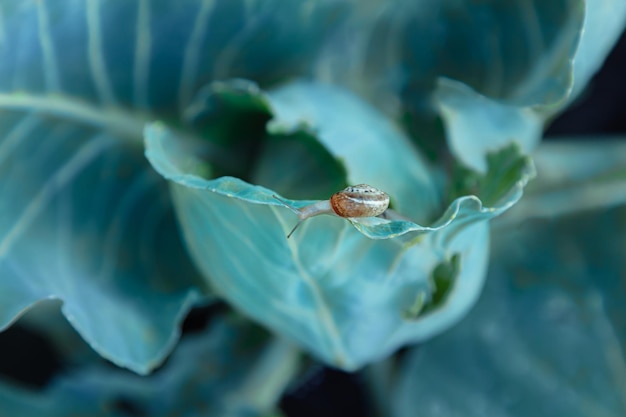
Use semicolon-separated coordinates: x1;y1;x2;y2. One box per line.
273;184;389;238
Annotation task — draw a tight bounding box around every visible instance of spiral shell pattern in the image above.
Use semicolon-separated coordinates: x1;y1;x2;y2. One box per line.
330;184;389;218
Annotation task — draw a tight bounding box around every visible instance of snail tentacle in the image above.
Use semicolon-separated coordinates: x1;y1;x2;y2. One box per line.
272;195;301;216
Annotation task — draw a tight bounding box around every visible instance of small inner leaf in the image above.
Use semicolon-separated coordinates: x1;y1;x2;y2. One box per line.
252;130;349;200
402;291;428;321
434;78;543;173
403;253;461;320
184;80;272;179
184;79;350;199
427;253;460;311
447;142;536;208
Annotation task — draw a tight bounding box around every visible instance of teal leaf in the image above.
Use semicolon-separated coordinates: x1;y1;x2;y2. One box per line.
252;131;349;201
144;104;533;370
0;0;347;111
400;0;584;107
0;315;299;417
321;0;584;110
15;300;104;367
430;1;626;172
427;0;626;173
0;0;347;373
0;113;204;374
500;139;626;225
393;204;626;417
569;0;626;101
433;78;543;172
317;0;587;173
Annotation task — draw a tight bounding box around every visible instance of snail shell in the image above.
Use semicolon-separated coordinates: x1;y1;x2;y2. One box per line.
330;184;389;218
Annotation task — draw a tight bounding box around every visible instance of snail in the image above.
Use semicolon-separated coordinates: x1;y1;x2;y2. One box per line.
273;184;390;238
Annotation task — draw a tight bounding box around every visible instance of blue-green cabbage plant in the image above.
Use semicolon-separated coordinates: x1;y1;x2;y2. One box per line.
0;0;625;412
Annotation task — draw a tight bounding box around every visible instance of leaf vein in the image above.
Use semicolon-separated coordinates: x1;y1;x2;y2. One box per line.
0;133;116;259
98;169;160;281
178;0;216;112
0;93;144;143
0;5;5;49
138;192;169;279
270;204;349;366
0;114;41;167
86;0;117;106
133;0;152;110
212;5;265;79
37;1;61;92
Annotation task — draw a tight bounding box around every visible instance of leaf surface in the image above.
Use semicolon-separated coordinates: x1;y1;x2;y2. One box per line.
0;112;204;374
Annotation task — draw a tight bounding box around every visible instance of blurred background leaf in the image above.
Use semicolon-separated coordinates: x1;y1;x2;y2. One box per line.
315;0;626;171
319;0;583;107
0;312;299;417
501;140;626;224
0;113;204;374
